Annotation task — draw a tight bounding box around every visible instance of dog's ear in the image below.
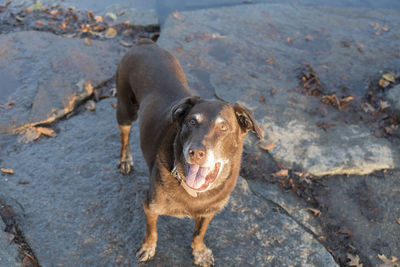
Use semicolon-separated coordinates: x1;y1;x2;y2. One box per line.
233;102;264;140
171;96;202;123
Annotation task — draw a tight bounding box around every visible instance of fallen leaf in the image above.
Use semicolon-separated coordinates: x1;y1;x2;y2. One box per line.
58;23;67;30
22;253;38;267
379;78;390;88
273;169;288;177
94;15;103;23
256;140;276;151
397;218;400;225
35;20;44;26
342;96;354;102
84;81;93;94
85;100;96;111
306;208;321;216
266;56;275;65
347;253;363;267
120;40;133;47
18;127;41;143
105;12;117;21
35;127;56;137
382;73;396;83
16;16;25;22
380;100;390;110
62;33;76;38
172;11;184;20
259;95;266;104
377;254;400;267
361;103;375;113
1;168;14;174
105;27;117;38
50;9;58;15
121;28;133;36
381;24;389;32
305;34;313;41
317;123;335;132
286;37;292;43
84;37;92;46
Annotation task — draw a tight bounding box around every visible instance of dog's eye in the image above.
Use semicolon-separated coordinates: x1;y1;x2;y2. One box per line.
189;119;197;126
220;123;228;131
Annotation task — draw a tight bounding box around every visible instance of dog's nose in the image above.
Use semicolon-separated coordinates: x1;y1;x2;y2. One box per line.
188;147;206;165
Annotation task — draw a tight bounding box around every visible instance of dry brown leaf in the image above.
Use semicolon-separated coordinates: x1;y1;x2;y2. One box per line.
95;15;103;23
256;140;276;151
35;127;56;137
286;37;292;43
120;40;133;47
84;37;92;46
377;254;400;267
305;34;313;41
396;218;400;225
22;253;38;267
380;100;390;110
58;23;67;30
379;78;390;88
35;20;44;26
105;27;117;38
50;9;58;15
266;56;275;64
381;24;389;32
306;208;321;217
1;168;14;174
347;253;363;267
342;96;354;102
172;11;184;20
273;169;288;177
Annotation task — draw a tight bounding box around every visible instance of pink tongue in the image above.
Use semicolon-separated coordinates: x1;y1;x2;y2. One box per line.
186;164;210;189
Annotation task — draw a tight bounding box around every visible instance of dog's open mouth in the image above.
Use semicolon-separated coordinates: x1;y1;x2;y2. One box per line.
185;162;221;191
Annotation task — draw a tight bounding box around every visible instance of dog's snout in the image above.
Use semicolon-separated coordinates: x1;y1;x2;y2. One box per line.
188;147;206;165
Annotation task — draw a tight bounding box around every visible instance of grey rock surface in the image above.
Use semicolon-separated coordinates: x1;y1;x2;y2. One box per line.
0;219;20;267
0;98;337;266
0;31;123;131
103;4;159;29
386;84;400;113
322;171;400;266
158;4;400;176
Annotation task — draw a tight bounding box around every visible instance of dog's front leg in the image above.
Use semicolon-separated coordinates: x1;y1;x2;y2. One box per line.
192;215;215;267
136;204;158;262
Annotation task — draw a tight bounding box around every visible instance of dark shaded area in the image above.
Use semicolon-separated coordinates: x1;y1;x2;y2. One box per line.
0;200;39;267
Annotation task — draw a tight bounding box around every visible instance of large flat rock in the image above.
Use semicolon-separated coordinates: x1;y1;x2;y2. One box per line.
0;31;123;131
0;98;337;266
0;219;20;267
157;4;400;176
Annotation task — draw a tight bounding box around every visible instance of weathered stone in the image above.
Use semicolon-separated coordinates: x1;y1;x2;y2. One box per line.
0;98;337;266
386;84;400;113
321;171;400;266
158;4;400;176
0;218;20;267
0;31;123;131
103;4;159;29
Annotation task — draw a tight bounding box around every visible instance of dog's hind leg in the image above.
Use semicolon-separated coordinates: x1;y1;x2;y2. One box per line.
116;67;139;174
192;215;215;267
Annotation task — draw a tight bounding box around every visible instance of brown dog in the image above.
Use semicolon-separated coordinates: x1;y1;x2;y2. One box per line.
116;39;263;266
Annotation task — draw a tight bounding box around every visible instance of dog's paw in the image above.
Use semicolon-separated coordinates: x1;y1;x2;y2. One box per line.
136;244;156;262
193;247;214;267
119;159;133;174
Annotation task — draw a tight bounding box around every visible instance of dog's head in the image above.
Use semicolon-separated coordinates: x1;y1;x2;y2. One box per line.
171;96;263;192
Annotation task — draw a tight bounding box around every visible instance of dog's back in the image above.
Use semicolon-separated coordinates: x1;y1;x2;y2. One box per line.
116;40;195;169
